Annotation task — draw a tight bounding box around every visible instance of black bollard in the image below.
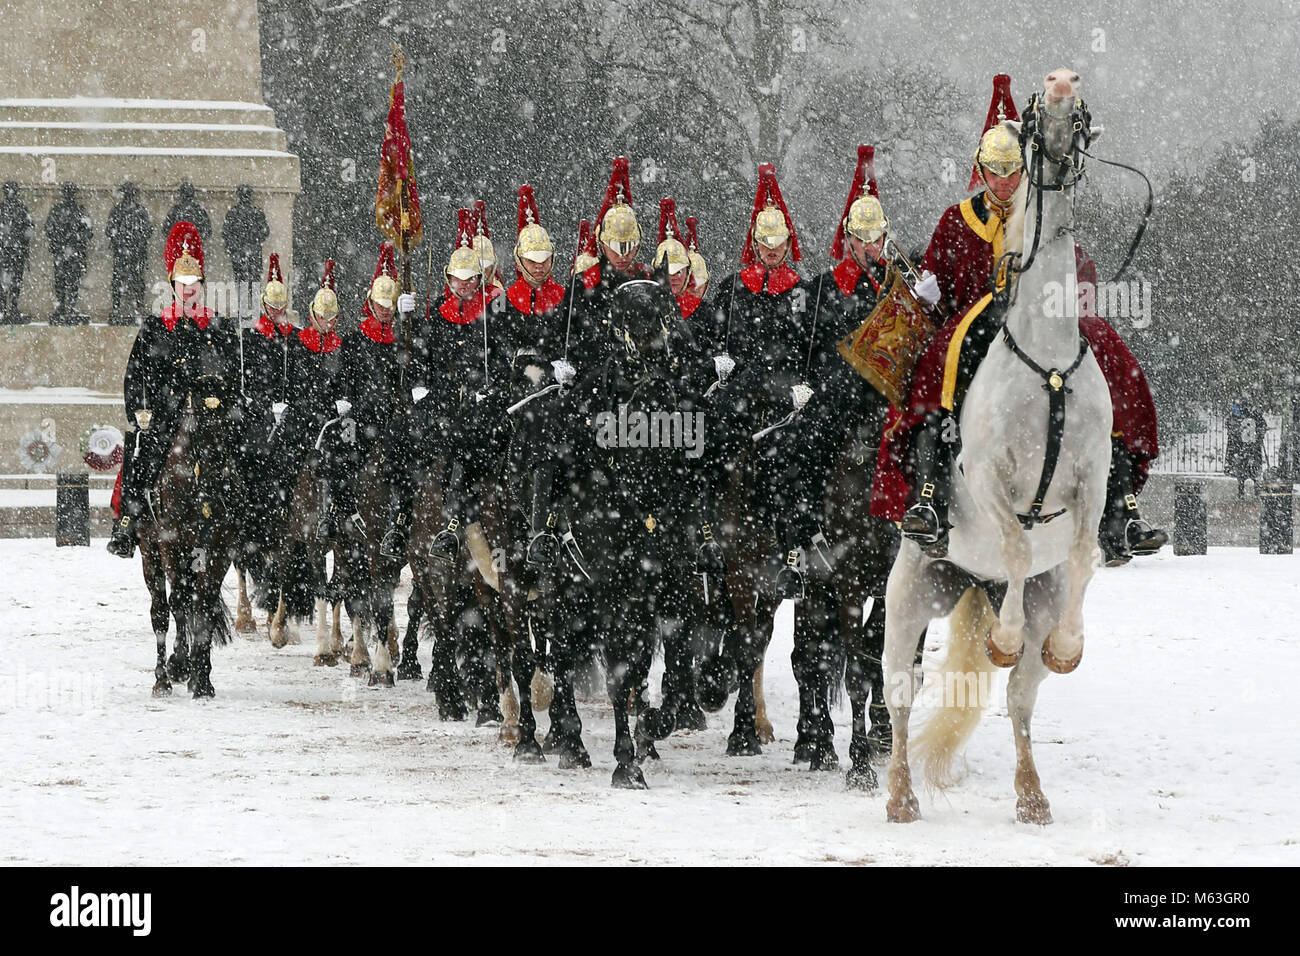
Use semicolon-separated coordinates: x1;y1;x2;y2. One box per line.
55;472;90;547
1173;481;1206;556
1259;481;1294;555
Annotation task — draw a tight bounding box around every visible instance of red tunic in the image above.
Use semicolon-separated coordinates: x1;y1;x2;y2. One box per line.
871;193;1159;520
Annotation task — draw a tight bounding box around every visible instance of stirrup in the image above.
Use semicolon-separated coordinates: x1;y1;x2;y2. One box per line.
773;549;805;601
1126;519;1167;557
526;531;560;568
901;503;948;557
379;525;408;560
106;518;137;559
431;519;461;565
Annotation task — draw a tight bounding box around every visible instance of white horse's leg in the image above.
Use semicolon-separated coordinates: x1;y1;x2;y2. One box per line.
371;625;395;687
753;662;775;744
235;567;257;633
1043;505;1102;674
969;467;1032;665
499;663;521;746
331;601;344;657
269;594;288;649
348;614;371;677
883;544;933;823
314;596;337;666
1009;576;1059;824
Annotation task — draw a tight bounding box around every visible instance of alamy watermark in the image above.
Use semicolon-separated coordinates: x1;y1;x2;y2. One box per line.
1042;274;1153;329
594;403;705;459
0;662;105;713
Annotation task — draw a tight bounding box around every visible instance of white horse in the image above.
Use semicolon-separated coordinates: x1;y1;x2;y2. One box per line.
883;68;1112;824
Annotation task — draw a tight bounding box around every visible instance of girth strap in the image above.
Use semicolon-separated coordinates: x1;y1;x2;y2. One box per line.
1001;327;1090;530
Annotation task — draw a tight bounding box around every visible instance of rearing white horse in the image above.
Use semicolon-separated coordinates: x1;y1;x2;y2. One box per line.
883;68;1112;825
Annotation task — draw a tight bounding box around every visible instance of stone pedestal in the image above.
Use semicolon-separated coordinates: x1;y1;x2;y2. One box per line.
0;0;299;510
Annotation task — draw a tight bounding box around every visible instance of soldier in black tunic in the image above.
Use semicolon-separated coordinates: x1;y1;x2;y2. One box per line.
316;243;403;542
0;182;34;323
107;222;241;557
105;182;152;325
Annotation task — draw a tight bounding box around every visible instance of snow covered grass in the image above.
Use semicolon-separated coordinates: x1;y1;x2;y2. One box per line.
1;539;1295;865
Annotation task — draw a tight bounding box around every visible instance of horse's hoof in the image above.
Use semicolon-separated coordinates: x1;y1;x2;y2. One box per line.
313;653;338;667
755;719;776;744
985;630;1023;668
697;657;735;712
674;704;707;732
558;742;592;770
1041;636;1082;675
189;679;215;700
499;727;522;747
792;736;813;764
476;705;504;727
235;612;257;634
809;745;839;772
886;793;921;823
396;658;423;681
270;633;287;650
639;706;677;741
513;739;545;764
438;703;469;722
166;656;190;683
368;670;395;689
1016;796;1053;825
726;730;762;757
846;762;878;791
611;764;648;789
348;663;370;679
641;740;661;762
151;680;172;698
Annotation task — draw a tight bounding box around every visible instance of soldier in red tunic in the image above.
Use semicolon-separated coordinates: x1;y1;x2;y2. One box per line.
651;198;697;319
874;74;1166;565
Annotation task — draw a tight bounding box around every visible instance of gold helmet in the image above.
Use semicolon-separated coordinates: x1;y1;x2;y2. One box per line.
446;209;484;283
263;253;289;310
311;259;339;322
595;156;642;254
970;74;1023;190
975;123;1024;178
688;251;708;288
368;242;399;308
573;219;599;275
753;203;789;249
742;164;801;265
514;184;555;279
653;198;691;275
846;195;888;245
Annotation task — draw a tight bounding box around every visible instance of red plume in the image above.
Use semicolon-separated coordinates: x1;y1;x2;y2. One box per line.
595;156;634;227
321;259;336;291
740;163;800;266
970;74;1020;190
266;252;284;284
684;216;700;254
657;198;681;245
163;221;204;276
517;184;542;234
455;208;473;248
371;241;398;283
831;145;878;261
472;199;490;238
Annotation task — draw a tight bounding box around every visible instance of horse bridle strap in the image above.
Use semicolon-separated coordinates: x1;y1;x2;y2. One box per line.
1001;327;1091;530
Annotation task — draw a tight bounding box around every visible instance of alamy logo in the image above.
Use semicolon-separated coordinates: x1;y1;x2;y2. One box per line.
49;886;151;936
1043;274;1153;328
594;403;705;459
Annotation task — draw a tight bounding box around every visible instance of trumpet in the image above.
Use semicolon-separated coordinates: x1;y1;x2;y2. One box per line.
882;237;924;289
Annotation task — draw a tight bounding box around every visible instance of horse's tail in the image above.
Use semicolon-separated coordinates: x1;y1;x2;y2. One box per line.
828;628;848;709
912;586;999;792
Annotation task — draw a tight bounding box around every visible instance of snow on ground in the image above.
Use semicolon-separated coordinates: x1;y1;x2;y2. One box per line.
1;539;1296;866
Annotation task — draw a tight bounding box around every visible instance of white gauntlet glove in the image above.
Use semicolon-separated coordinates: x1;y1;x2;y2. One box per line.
271;401;288;425
552;359;576;386
411;386;428;404
335;399;352;417
912;271;940;307
713;353;736;383
792;383;814;410
397;292;417;315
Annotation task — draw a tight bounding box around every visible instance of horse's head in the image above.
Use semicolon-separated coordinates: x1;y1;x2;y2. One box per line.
612;278;677;364
1020;67;1097;169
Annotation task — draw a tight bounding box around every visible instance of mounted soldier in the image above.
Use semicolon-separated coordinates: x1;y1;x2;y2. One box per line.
681;213;709;319
873;74;1165;565
381;210;510;561
316;241;403;542
107;221;241;558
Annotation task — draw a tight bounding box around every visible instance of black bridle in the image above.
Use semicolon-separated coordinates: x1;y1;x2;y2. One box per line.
999;91;1154;287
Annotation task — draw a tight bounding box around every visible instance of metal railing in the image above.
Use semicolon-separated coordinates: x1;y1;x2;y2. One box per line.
1152;411;1282;476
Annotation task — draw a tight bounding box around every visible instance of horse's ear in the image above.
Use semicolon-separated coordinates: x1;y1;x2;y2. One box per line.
1004;119;1022;138
1088;124;1104;144
654;254;672;290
